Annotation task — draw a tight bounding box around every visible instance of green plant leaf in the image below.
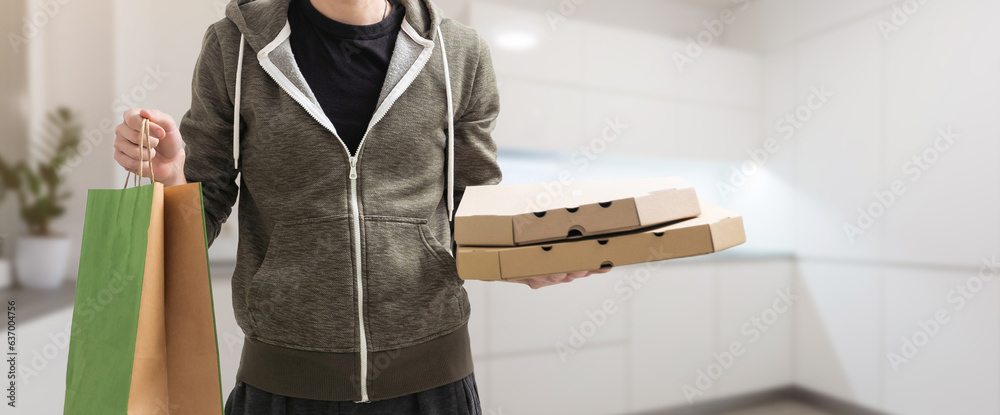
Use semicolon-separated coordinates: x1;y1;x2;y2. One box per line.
39;164;60;189
0;158;20;191
21;165;40;196
4;107;82;234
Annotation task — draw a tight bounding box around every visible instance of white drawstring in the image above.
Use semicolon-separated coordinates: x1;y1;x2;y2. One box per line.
436;25;455;221
234;34;246;169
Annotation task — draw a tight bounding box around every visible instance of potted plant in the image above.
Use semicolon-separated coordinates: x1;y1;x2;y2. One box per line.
0;107;81;289
0;234;10;289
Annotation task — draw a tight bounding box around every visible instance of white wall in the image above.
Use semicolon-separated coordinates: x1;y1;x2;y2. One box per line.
740;0;1000;413
467;1;796;413
24;0;117;279
21;1;1000;414
0;0;31;256
23;0;478;274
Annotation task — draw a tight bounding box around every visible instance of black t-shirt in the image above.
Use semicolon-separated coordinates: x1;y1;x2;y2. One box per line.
288;0;405;156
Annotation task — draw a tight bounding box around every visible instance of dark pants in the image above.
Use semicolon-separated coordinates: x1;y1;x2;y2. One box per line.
224;372;482;415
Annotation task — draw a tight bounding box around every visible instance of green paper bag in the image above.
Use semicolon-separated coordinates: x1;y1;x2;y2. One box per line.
63;181;225;415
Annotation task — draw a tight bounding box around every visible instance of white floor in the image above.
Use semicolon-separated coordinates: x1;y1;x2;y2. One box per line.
712;400;843;415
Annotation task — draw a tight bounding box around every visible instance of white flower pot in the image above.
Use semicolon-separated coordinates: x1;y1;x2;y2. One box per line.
15;236;71;289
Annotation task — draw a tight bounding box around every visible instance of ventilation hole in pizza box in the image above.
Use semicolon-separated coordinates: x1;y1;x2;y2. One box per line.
541;246;553;251
599;201;613;208
600;261;615;269
653;231;665;237
598;239;609;245
567;228;584;238
533;211;546;218
566;207;579;213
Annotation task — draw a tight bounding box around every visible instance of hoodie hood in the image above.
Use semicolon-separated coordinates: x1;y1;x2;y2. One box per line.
178;0;502;401
222;0;461;220
225;0;445;52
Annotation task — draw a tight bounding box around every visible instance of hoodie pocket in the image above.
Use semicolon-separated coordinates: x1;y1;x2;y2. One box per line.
363;216;467;350
246;215;358;352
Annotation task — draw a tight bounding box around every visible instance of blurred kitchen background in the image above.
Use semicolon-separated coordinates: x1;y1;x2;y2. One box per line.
2;0;998;414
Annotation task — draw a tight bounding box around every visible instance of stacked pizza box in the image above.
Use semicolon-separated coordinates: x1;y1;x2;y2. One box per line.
453;177;746;281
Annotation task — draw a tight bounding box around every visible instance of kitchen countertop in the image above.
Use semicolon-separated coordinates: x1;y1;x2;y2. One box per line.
0;251;791;325
1;280;77;325
0;263;238;325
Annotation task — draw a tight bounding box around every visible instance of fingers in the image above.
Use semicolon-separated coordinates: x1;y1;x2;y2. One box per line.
115;134;156;161
122;108;143;131
521;273;570;289
115;123;159;151
512;266;614;290
524;278;550;290
113;149;153;177
114;122;157;172
513;275;556;289
138;109;174;139
123;109;170;140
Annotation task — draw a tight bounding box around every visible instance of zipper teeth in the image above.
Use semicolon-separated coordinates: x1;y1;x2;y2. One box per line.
349;159;368;402
257;29;433;403
350;78;395;404
259;54;371;401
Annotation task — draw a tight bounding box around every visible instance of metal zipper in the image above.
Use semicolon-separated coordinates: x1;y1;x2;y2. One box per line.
348;88;396;404
256;25;433;403
348;155;369;403
288;76;405;405
257;61;375;401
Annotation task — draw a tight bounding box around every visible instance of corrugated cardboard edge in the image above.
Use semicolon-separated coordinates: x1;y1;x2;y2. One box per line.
710;215;747;252
455;178;701;247
457;200;746;281
453;215;514;247
456;246;504;281
636;186;701;227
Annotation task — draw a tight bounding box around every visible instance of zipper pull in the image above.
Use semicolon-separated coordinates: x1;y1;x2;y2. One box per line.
349;156;358;180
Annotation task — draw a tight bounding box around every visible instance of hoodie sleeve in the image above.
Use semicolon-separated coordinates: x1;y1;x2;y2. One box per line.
179;24;241;247
452;33;503;211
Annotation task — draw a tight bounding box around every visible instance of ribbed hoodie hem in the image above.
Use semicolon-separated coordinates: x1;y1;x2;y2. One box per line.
235;322;474;402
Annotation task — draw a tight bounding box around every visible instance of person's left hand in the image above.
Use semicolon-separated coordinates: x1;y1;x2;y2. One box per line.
511;267;613;289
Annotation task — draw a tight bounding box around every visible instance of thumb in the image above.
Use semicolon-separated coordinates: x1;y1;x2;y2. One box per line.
138;109;174;139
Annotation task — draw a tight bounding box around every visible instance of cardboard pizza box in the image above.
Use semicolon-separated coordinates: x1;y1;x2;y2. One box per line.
454;177;700;246
456;199;745;281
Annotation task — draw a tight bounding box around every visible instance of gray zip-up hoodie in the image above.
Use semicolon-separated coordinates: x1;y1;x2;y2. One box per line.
178;0;502;403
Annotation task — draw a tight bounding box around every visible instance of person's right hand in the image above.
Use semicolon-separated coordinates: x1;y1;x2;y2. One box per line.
113;109;187;187
511;267;612;289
